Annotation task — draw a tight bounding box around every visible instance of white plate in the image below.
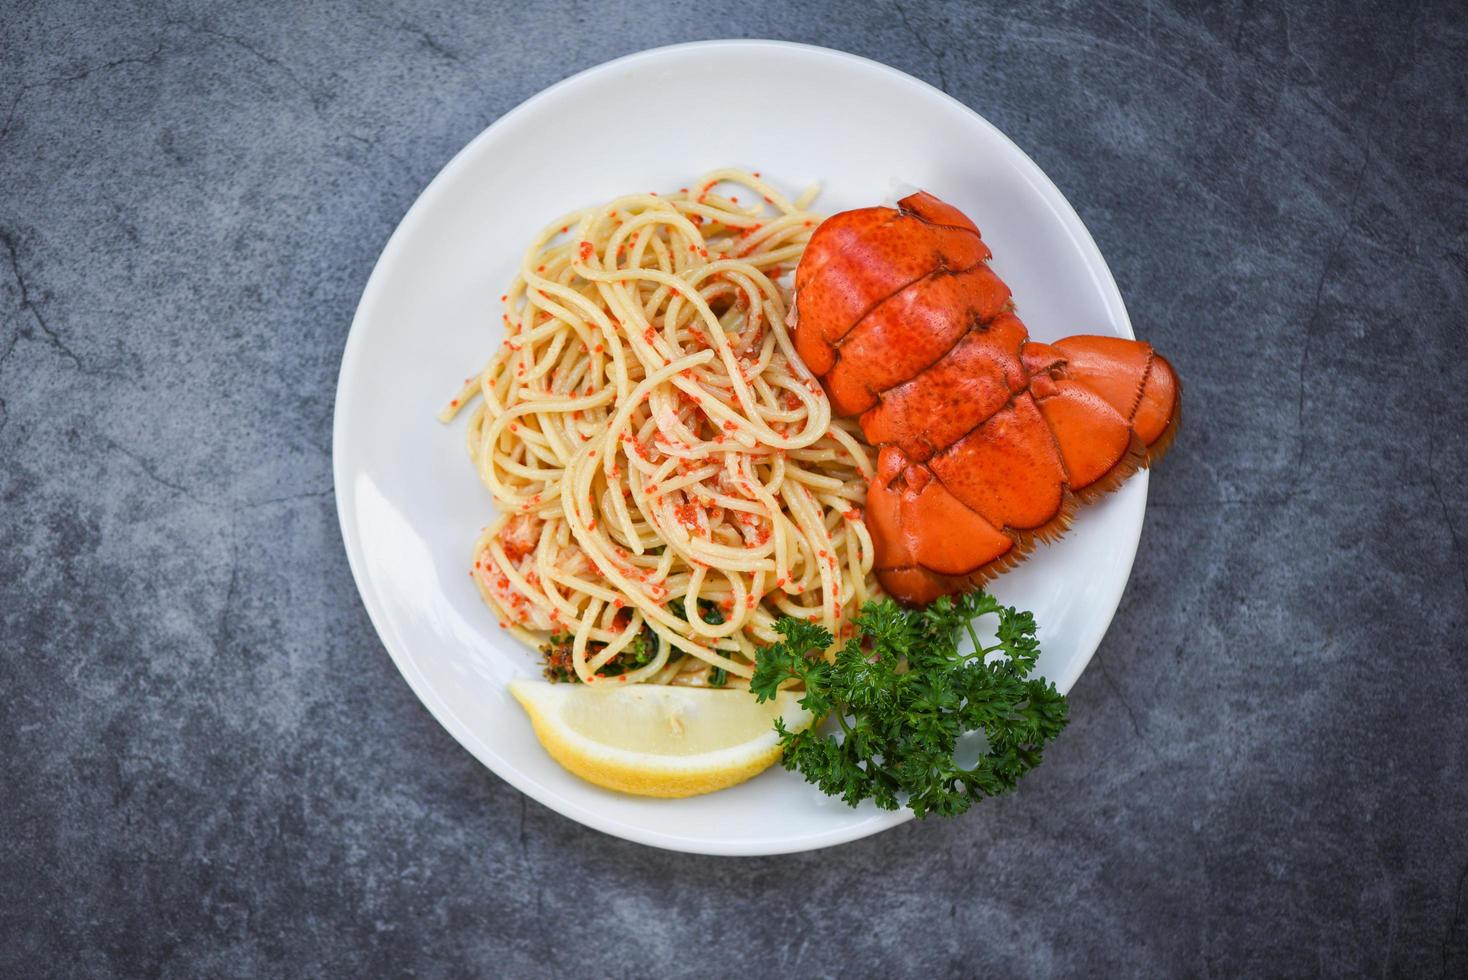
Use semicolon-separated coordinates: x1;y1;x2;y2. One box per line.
333;40;1147;856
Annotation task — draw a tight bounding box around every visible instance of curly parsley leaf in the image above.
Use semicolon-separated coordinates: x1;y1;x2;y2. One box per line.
749;618;835;716
752;593;1068;818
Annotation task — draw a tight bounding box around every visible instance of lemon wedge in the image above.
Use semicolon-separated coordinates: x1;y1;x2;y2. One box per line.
508;680;814;798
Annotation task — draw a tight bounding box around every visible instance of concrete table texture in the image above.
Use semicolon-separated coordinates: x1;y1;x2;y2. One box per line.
2;1;1465;976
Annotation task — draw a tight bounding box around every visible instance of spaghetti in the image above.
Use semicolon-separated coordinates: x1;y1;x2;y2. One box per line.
442;170;878;686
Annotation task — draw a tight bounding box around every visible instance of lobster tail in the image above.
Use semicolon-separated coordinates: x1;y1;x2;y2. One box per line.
793;191;1181;605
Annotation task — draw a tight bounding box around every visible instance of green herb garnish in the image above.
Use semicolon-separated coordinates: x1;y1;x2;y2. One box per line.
750;592;1068;818
670;598;727;626
541;623;657;682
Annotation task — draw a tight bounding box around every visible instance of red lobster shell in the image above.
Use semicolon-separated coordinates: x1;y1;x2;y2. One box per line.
792;191;1181;605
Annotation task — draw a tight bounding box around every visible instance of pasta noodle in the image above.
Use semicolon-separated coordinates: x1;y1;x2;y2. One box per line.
441;169;879;686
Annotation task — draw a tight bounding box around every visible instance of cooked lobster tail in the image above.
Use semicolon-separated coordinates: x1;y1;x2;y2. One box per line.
792;192;1181;605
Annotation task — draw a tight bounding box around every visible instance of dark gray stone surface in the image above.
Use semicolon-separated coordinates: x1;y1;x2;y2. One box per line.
2;0;1465;975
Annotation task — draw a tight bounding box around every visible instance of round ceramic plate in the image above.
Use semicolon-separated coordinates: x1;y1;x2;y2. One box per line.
333;40;1147;856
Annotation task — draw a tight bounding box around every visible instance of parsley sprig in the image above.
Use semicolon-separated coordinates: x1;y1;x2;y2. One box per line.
751;592;1068;818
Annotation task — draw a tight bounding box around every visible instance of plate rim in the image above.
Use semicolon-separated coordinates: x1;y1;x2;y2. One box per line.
332;38;1146;856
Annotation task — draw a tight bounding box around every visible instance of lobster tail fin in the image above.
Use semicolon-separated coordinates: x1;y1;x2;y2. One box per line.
1018;336;1182;504
1051;336;1181;463
867;445;1016;605
1135;351;1182;464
